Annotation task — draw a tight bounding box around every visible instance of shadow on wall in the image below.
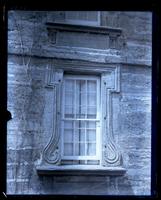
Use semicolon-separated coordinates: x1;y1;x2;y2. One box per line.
36;174;134;195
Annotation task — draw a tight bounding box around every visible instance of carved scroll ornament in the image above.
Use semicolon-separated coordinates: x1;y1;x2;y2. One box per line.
102;66;122;166
42;62;122;167
42;66;63;165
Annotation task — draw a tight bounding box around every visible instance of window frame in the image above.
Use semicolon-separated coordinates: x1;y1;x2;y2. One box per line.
37;60;126;175
61;74;101;163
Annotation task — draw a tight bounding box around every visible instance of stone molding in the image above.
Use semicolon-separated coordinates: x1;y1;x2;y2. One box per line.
101;66;122;166
42;66;63;165
46;22;123;50
40;59;123;169
37;165;126;176
46;22;122;36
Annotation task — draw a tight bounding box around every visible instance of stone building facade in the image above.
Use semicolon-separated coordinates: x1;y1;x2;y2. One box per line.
7;11;152;195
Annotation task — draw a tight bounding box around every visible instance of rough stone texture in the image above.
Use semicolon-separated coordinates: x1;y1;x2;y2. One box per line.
7;11;152;195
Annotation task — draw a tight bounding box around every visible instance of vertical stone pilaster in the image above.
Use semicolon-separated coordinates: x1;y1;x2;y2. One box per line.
101;66;122;166
42;65;63;165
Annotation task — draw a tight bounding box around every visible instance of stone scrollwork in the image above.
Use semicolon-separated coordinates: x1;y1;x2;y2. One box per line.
102;66;122;166
43;66;63;165
42;61;122;167
103;90;122;166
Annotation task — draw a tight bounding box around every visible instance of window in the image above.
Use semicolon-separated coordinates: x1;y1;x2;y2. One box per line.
61;75;101;165
64;11;100;26
37;61;125;175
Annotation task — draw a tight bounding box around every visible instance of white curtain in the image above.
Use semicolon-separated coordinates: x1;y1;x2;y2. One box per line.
63;78;97;157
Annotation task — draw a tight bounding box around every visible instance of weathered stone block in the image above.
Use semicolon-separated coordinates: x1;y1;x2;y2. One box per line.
7;149;17;164
57;31;109;49
7;181;16;194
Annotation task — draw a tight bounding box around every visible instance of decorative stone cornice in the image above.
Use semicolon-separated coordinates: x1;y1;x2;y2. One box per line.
37;165;126;176
46;22;123;50
46;22;122;36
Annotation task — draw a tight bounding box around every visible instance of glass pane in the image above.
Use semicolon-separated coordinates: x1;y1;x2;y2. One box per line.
78;121;85;128
74;128;78;145
87;80;96;92
64;79;75;119
65;79;74;92
76;93;86;107
87;130;96;142
65;92;74;106
87;107;96;119
87;143;96;156
74;143;85;156
75;121;85;129
64;129;73;143
75;80;86;119
77;129;85;142
86;121;96;129
76;80;86;93
87;106;96;114
66;11;76;19
87;114;96;119
87;12;98;21
80;143;85;156
65;106;74;118
75;143;79;156
66;11;98;21
78;11;87;20
64;121;74;129
64;113;75;118
64;143;73;156
87;93;96;106
76;106;86;118
75;123;85;142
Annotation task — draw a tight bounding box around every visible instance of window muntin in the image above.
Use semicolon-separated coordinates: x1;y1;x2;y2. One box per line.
61;75;101;163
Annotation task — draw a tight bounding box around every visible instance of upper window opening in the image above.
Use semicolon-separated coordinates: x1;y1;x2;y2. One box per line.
64;11;100;26
52;11;101;26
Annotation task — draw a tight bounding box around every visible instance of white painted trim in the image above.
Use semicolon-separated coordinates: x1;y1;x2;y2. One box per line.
96;77;101;162
62;156;99;160
62;119;100;121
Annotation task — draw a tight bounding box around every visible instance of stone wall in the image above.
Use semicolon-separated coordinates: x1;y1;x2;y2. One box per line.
7;11;152;195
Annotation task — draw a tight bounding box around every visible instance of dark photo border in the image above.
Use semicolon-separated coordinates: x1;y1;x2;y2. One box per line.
0;0;160;199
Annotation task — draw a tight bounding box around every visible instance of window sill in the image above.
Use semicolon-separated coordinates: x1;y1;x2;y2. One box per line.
36;165;126;176
46;22;122;36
